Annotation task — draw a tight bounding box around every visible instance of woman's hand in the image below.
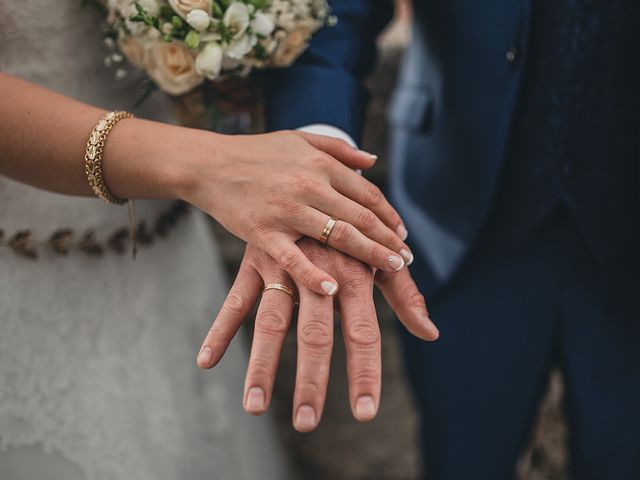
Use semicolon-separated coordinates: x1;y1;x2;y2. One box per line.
0;74;411;297
177;130;414;296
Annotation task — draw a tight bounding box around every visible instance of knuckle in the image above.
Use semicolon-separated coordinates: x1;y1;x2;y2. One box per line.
297;176;320;195
366;243;384;263
222;292;245;317
330;221;353;245
388;209;403;228
340;277;369;298
299;321;333;349
350;366;381;388
277;250;300;272
407;291;427;309
247;356;273;379
384;230;402;249
296;374;324;397
256;309;289;335
345;320;380;347
278;197;302;216
356;208;378;231
364;183;383;206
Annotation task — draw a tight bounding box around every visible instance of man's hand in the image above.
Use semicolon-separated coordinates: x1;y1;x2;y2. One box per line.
197;240;439;432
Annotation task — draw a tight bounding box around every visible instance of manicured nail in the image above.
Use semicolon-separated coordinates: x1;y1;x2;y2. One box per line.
246;387;266;412
400;249;414;266
355;395;377;421
321;281;338;296
295;405;317;431
388;255;405;271
359;149;378;161
197;346;213;367
397;224;408;241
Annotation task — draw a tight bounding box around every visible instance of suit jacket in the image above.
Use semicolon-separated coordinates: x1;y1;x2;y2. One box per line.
266;0;640;293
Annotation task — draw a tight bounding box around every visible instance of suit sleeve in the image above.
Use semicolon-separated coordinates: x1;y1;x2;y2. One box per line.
264;0;395;145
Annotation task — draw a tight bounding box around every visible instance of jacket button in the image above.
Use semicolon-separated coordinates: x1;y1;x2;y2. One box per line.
506;45;519;64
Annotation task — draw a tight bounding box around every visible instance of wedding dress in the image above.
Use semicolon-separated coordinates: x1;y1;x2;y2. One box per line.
0;2;289;479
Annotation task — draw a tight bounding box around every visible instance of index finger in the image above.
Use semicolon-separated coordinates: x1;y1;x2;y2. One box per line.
328;164;408;240
295;131;378;170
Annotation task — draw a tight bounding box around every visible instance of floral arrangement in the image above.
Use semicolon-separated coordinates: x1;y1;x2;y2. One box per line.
103;0;333;96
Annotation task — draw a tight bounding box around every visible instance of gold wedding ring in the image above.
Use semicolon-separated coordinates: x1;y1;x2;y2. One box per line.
320;217;338;244
263;283;298;304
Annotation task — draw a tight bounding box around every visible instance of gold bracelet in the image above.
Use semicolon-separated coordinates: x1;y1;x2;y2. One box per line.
85;110;139;258
84;110;133;205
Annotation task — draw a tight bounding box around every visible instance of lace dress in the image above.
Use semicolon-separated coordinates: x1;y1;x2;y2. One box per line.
0;2;289;479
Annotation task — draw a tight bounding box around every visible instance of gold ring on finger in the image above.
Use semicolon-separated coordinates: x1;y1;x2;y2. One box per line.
320;217;338;245
263;283;298;304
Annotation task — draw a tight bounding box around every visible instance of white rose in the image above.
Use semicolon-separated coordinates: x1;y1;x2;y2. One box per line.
223;2;250;39
168;0;212;18
225;34;257;60
186;9;211;31
251;11;275;37
144;41;204;95
195;42;223;80
118;36;148;69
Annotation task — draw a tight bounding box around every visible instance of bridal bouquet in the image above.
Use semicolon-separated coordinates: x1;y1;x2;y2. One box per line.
103;0;333;96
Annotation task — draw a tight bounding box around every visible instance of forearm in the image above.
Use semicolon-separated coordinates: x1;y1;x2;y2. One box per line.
0;72;203;200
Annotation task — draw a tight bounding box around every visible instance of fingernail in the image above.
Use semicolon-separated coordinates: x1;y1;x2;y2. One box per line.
295;405;317;431
426;318;440;338
397;225;408;241
388;255;405;271
355;395;377;421
321;281;338;296
359;150;378;161
400;249;414;266
197;346;213;367
415;309;439;338
246;387;266;412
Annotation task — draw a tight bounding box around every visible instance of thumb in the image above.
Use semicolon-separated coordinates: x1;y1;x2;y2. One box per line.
375;268;439;341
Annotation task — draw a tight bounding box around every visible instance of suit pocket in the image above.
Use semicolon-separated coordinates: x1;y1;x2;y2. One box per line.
388;86;435;133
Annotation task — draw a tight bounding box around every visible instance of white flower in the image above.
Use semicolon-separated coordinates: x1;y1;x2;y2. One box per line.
226;34;257;59
186;9;211;31
223;2;250;39
118;36;148;69
195;42;223;80
144;41;204;95
169;0;212;18
251;12;275;37
223;8;274;60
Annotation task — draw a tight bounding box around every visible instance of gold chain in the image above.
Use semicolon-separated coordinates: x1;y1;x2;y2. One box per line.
84;110;133;205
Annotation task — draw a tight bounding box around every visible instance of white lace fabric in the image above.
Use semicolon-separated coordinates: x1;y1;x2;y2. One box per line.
0;2;288;479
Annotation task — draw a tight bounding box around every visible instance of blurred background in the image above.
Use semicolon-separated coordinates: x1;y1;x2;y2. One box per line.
211;2;571;478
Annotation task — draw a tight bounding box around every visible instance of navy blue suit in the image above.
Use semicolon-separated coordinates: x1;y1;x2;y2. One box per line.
267;1;640;478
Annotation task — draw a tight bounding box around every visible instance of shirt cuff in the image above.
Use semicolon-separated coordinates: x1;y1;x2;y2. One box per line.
297;124;357;148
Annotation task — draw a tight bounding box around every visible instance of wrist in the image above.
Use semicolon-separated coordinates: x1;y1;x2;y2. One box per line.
103;118;220;202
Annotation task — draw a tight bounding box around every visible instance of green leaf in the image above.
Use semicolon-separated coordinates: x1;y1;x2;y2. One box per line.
134;1;146;15
211;1;223;18
160;5;175;18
